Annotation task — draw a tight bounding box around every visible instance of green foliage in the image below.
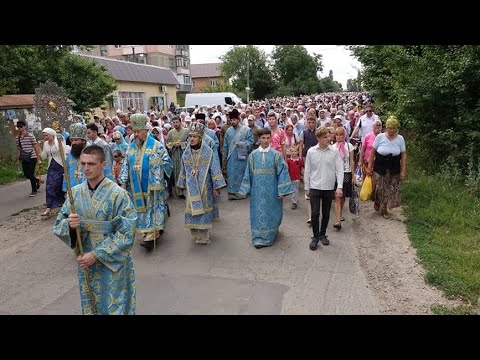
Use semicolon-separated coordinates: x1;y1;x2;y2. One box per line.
0;45;116;115
319;75;342;92
402;144;480;306
347;78;361;92
271;45;323;95
219;45;276;100
57;55;117;114
350;45;480;184
0;45;72;96
200;83;237;93
177;93;185;107
430;304;475;315
0;160;23;184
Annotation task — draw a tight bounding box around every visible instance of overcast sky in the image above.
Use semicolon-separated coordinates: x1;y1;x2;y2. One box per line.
189;45;362;89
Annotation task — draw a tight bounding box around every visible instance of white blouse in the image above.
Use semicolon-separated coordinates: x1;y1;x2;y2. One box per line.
41;140;69;168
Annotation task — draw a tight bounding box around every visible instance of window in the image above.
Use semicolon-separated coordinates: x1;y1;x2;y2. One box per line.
168;45;174;48
169;57;176;68
117;91;146;113
100;45;107;57
114;45;122;48
176;58;182;67
209;79;218;87
183;75;191;85
192;81;196;88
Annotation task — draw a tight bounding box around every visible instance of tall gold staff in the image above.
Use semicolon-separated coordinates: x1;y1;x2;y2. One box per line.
34;81;97;314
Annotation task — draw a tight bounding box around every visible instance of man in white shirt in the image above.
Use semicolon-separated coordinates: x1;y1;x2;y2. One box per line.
304;126;344;250
351;105;380;141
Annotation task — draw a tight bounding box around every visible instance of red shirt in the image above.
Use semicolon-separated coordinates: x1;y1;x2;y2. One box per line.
287;157;304;181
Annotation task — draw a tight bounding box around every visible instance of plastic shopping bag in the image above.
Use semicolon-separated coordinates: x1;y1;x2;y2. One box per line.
359;175;373;201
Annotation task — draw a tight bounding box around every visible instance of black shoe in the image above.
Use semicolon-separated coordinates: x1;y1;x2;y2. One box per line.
291;203;297;210
309;237;320;251
333;223;342;230
140;241;154;251
254;244;266;249
36;178;41;190
320;235;330;246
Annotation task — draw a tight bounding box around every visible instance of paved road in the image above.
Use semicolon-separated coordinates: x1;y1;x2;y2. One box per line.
0;183;379;315
0;176;47;219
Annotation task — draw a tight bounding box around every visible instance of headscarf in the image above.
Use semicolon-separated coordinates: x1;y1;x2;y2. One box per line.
152;126;164;144
386;116;399;130
42;127;59;149
114;125;125;136
335;128;347;159
111;130;128;155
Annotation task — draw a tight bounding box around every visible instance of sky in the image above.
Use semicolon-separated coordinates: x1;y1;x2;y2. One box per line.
189;45;362;90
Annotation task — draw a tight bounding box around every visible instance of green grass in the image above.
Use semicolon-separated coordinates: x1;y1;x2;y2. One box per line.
430;304;475;315
402;155;480;310
0;161;24;184
0;159;47;185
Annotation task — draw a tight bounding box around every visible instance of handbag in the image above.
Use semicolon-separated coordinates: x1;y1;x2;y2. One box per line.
18;136;32;162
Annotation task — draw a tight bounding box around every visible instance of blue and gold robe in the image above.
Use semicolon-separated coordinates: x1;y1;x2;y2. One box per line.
119;135;172;234
166;127;189;196
53;178;137;315
177;141;226;229
238;148;293;247
223;125;254;193
62;153;113;192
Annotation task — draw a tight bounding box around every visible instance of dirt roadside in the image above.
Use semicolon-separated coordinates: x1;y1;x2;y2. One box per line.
353;202;466;314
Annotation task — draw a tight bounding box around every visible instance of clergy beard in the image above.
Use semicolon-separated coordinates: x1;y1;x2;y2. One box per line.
135;138;145;147
191;142;202;150
71;144;85;159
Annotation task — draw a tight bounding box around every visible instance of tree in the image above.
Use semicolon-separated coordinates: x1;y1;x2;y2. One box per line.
271;45;323;95
57;55;117;114
349;45;480;176
319;76;342;92
219;45;275;100
0;45;116;114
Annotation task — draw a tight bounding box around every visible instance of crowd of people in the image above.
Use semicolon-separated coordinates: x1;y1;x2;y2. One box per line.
15;91;408;314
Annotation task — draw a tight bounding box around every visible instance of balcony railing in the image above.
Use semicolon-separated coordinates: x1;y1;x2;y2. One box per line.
178;84;192;93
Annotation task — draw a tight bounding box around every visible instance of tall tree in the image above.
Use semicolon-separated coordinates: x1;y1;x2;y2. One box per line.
271;45;323;96
57;55;117;114
319;76;342;92
219;45;275;100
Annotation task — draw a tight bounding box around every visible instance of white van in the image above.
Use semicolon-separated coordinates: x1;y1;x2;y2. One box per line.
185;92;243;109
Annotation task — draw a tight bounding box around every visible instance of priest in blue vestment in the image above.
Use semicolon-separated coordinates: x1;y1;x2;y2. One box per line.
63;123;113;192
223;109;254;200
177;122;226;244
118;114;173;251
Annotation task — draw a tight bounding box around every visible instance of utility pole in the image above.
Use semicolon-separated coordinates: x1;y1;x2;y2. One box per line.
246;51;250;103
132;46;135;63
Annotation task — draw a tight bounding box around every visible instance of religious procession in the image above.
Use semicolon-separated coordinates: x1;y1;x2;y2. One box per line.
16;83;405;315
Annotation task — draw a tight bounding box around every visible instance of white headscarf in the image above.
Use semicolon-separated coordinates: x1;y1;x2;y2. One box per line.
43;127;59;148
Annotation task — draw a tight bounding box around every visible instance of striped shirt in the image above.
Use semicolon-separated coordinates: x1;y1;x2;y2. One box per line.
16;133;37;159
